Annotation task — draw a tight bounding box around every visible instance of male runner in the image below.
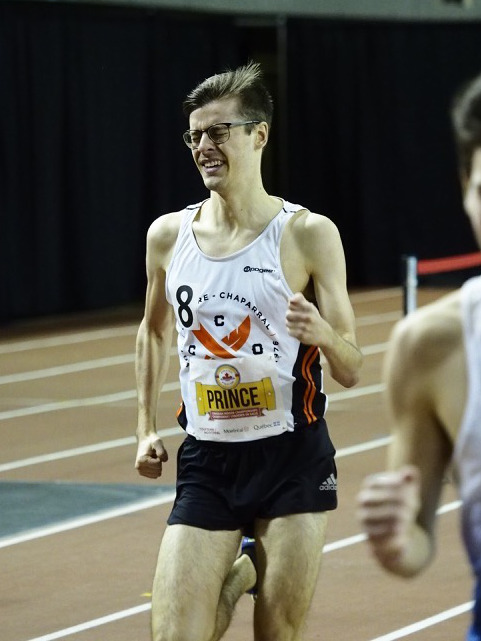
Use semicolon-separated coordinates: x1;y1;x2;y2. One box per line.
136;61;362;641
357;71;481;641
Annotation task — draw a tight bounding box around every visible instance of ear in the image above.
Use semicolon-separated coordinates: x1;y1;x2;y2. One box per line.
255;122;269;150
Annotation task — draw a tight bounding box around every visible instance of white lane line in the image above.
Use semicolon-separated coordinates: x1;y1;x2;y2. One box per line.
24;588;473;641
0;341;386;386
0;491;176;549
368;601;473;641
24;602;152;641
357;312;401;326
19;500;464;641
438;500;462;514
0;427;389;474
0;354;135;385
0;385;172;421
0;426;183;472
0;347;178;386
0;491;460;552
350;288;401;303
0;389;139;420
324;533;367;551
361;342;389;356
323;500;461;555
0;293;400;359
336;436;390;457
0;326;138;354
329;383;385;402
0;381;385;422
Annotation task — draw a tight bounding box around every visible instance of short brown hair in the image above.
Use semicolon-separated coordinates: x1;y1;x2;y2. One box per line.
183;61;274;128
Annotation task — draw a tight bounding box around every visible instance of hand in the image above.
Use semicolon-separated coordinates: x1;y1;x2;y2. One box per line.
285;292;325;346
357;465;421;565
135;434;168;479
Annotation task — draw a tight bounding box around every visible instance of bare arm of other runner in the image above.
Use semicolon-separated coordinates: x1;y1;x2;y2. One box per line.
357;310;454;576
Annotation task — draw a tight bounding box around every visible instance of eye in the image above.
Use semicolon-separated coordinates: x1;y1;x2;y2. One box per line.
209;124;229;143
189;131;201;146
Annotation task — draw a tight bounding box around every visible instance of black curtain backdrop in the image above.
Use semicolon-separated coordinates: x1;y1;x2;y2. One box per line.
285;18;481;286
2;5;481;324
0;2;244;323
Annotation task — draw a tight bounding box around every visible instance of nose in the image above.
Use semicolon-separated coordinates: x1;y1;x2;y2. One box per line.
196;130;215;152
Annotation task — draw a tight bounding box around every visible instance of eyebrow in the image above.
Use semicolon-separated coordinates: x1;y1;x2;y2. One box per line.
188;122;233;130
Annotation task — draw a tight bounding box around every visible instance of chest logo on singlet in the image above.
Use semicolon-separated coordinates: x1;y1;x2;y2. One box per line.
193;316;251;359
215;364;240;388
243;266;275;274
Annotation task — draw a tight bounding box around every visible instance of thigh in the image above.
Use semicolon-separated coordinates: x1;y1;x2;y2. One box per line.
152;524;241;641
254;512;329;641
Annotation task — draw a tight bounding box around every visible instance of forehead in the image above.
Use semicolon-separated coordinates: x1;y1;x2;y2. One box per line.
189;97;240;129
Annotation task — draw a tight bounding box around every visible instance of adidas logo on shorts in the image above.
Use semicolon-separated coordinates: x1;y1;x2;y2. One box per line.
319;473;337;491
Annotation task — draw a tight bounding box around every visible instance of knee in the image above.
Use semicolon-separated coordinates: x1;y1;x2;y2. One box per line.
152;614;214;641
152;626;208;641
254;623;298;641
254;605;302;641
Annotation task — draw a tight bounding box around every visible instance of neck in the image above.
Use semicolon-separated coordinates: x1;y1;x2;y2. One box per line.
193;192;283;257
209;185;277;222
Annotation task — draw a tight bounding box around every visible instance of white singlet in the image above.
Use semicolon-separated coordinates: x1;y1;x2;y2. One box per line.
165;199;327;442
453;275;481;639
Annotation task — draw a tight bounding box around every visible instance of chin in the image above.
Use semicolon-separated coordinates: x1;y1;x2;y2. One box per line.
203;176;224;192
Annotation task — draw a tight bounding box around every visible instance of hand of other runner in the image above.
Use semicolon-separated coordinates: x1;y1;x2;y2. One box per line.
135;435;168;479
357;465;421;566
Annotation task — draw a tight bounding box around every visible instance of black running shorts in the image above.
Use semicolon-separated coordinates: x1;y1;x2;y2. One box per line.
167;419;337;532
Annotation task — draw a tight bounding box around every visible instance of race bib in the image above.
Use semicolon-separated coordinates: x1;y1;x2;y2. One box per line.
188;355;288;442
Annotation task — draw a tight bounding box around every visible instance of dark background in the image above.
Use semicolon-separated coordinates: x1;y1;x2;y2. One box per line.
1;1;480;324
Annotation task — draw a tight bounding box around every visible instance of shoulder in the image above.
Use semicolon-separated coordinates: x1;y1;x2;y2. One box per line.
390;290;462;369
384;290;463;410
146;210;184;271
147;210;184;246
288;209;343;261
288;208;338;236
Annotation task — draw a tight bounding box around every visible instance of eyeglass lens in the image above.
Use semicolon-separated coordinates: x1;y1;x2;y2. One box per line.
186;124;230;148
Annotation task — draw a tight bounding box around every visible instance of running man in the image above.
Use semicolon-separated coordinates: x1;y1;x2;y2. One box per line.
357;72;481;641
135;61;362;641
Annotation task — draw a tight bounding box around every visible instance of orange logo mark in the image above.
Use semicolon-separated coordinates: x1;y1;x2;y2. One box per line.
193;316;251;359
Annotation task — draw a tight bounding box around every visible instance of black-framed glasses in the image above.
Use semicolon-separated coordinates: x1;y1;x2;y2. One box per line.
182;121;260;149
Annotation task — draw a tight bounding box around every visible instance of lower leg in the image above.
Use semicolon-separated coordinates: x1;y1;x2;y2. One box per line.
151;525;242;641
253;513;328;641
209;551;257;641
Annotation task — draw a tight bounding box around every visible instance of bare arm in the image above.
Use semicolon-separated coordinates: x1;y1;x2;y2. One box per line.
285;213;362;388
135;215;178;479
357;309;455;576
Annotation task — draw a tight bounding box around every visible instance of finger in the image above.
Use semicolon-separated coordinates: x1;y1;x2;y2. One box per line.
135;456;163;478
288;292;306;308
135;454;162;469
399;465;420;484
362;471;402;490
152;441;169;462
138;467;162;479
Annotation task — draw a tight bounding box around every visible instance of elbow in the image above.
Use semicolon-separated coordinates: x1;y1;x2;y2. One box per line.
377;553;432;580
345;372;361;388
372;526;435;579
332;355;363;388
335;370;360;388
138;312;174;344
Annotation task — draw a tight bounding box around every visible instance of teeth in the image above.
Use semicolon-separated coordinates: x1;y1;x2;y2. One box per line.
204;160;222;168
